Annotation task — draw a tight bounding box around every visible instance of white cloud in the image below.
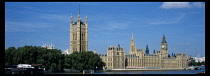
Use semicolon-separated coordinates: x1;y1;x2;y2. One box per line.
160;2;205;9
192;2;205;8
160;2;192;9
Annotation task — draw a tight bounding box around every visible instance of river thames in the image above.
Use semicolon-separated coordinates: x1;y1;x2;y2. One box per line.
45;69;203;74
45;66;205;74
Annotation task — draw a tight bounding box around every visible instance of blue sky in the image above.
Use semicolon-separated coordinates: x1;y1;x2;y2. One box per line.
5;2;205;57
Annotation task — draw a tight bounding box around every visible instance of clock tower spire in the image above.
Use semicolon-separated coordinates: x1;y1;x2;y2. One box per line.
160;33;168;58
162;33;167;43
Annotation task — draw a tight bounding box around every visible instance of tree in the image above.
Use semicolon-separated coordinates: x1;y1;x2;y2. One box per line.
201;61;205;65
188;60;196;66
5;47;16;65
67;51;105;72
5;46;106;72
197;61;201;66
64;54;72;69
5;46;65;72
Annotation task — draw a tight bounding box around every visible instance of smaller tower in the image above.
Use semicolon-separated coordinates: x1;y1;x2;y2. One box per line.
172;52;174;56
129;33;137;54
145;45;149;54
85;13;88;23
154;49;155;54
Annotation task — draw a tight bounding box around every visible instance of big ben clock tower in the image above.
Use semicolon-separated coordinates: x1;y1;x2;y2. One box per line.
160;34;168;58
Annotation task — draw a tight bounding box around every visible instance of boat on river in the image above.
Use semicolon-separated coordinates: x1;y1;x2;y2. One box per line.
5;64;45;75
188;66;202;70
197;66;205;74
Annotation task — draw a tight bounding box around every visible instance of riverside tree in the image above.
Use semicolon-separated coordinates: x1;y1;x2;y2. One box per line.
5;45;65;72
66;51;106;72
188;60;205;66
5;45;106;72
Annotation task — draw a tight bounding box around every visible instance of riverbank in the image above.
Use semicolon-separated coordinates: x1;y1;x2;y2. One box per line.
44;69;104;74
44;70;202;74
44;68;185;74
45;68;185;73
109;68;185;71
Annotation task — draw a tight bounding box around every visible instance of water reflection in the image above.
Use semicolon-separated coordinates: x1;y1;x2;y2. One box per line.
93;70;202;74
45;66;205;74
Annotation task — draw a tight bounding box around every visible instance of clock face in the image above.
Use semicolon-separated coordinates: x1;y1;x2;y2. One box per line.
162;45;164;48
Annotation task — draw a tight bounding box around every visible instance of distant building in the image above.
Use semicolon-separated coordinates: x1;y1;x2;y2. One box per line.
42;44;54;49
99;34;189;70
69;8;189;70
62;49;69;55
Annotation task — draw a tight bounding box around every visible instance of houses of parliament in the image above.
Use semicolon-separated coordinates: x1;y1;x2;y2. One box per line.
68;10;189;70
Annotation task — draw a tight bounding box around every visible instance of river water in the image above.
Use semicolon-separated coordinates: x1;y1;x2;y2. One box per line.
45;69;203;74
94;70;202;74
45;66;205;74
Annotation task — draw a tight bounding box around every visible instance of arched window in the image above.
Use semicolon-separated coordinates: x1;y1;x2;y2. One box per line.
73;34;75;40
81;33;85;40
83;34;85;40
75;33;77;40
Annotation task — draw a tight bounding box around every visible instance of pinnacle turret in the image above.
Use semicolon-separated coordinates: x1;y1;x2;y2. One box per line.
131;33;134;42
70;13;73;23
130;33;136;54
85;13;88;23
146;45;149;54
154;49;155;54
77;3;81;21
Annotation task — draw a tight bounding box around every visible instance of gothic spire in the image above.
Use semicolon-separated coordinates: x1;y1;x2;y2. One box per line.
131;33;134;42
146;45;149;54
130;33;136;54
172;52;174;56
154;49;155;54
85;12;88;23
77;3;81;21
162;33;167;43
70;13;73;23
78;3;80;15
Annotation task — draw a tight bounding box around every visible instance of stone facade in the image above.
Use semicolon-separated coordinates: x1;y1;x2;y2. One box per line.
68;11;189;70
99;34;189;70
69;13;88;54
99;45;125;69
